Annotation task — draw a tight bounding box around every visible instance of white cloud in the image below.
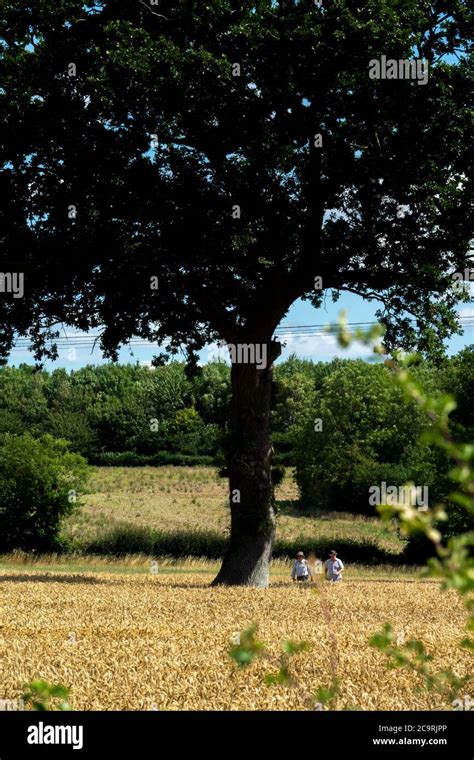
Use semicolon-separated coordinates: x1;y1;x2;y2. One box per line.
202;333;377;365
277;332;375;361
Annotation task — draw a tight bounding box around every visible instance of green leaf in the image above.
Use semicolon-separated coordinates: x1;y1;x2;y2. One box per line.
229;624;264;668
282;640;310;655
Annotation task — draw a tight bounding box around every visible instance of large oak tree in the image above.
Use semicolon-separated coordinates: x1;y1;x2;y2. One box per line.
1;0;472;585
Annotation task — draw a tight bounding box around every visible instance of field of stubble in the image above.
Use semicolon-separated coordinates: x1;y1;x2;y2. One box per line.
0;569;469;711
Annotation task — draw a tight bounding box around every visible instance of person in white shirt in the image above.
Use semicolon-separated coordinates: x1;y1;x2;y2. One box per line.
291;551;312;582
324;549;344;581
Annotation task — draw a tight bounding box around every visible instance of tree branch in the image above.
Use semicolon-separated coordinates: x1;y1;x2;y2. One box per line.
136;0;169;21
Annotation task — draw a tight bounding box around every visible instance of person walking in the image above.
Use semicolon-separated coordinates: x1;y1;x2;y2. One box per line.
324;549;344;582
291;551;312;582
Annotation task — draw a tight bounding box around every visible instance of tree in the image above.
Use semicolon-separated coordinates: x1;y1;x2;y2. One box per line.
272;355;320;463
192;361;231;429
0;1;472;585
441;345;474;440
0;364;49;436
294;359;449;515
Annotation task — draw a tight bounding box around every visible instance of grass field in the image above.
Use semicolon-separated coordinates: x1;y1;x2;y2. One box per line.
62;466;405;558
0;561;468;711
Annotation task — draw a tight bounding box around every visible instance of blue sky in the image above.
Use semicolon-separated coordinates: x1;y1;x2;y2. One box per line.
8;290;474;369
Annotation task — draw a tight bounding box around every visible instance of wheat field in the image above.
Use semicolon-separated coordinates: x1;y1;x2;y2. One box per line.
0;566;469;711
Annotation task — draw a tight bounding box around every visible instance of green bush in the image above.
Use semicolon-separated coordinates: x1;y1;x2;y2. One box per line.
0;433;88;552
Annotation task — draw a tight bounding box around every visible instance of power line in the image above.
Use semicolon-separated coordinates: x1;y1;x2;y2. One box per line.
8;316;474;351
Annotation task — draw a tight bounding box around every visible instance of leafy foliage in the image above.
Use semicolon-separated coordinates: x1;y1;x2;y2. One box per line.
1;1;472;364
0;433;88;551
229;624;265;668
22;680;72;711
294;359;448;514
0;352;471;476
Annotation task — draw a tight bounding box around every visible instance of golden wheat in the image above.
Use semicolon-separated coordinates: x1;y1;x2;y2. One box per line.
0;569;469;711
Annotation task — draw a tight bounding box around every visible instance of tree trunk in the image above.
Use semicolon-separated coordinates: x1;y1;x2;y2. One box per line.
212;342;280;587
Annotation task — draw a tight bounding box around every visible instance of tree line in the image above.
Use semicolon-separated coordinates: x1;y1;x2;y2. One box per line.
1;347;472;492
0;347;472;554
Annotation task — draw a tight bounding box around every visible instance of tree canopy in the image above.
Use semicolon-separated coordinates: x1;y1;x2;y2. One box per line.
1;0;472;360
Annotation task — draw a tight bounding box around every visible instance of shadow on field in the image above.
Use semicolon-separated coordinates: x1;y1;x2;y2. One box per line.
0;573;106;584
85;525;405;566
275;499;302;515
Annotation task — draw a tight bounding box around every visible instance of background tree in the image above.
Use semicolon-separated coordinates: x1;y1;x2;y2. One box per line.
272;355;321;464
0;1;472;585
441;346;474;442
294;359;450;516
